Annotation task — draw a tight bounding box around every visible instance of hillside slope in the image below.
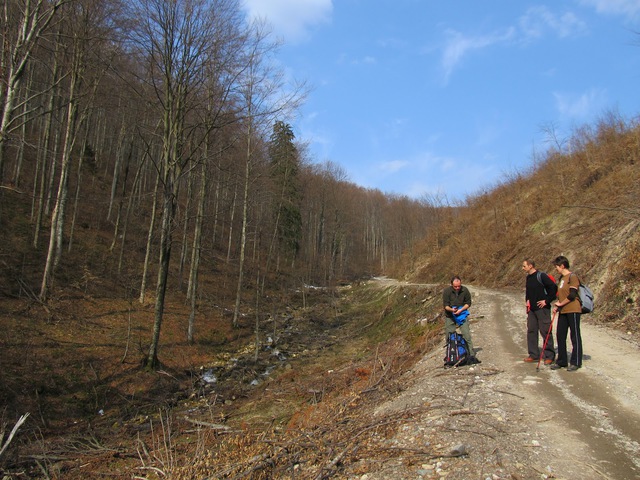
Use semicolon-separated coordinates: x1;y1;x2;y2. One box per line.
398;113;640;336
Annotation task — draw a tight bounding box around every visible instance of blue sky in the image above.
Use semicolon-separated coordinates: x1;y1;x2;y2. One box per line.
241;1;640;203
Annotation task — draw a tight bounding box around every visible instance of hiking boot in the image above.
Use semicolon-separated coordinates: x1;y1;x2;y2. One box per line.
523;357;535;363
550;364;565;370
468;356;481;365
567;365;581;371
544;359;553;365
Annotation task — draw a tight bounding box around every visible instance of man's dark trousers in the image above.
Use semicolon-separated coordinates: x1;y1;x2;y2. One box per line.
527;308;554;361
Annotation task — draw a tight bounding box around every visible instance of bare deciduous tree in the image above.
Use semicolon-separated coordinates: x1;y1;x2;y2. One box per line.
0;0;67;180
40;0;115;299
128;0;248;368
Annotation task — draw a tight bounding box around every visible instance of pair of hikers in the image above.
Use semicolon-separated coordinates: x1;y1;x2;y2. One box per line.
524;256;584;371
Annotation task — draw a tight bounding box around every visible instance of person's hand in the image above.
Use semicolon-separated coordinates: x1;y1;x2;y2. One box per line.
537;299;546;308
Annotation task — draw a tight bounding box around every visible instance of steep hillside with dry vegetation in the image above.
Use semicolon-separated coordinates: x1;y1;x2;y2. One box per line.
396;112;640;334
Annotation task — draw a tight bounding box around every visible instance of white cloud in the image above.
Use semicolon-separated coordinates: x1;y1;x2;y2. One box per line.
352;149;501;202
519;6;587;40
439;6;587;83
399;151;457;174
301;127;334;161
578;0;640;19
350;55;377;65
377;159;410;173
400;154;499;202
553;88;608;119
241;0;333;42
440;27;515;83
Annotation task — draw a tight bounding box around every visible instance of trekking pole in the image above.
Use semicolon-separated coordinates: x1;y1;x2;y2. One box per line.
537;310;558;372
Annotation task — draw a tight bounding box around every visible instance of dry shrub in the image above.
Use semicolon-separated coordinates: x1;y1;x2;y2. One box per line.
621;238;640;281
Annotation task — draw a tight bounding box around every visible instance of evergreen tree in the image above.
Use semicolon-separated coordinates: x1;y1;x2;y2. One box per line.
269;121;302;264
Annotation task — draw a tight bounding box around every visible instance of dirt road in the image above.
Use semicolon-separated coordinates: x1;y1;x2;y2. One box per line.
480;286;640;479
367;282;640;479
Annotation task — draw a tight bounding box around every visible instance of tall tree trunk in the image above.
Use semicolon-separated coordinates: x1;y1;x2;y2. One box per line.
211;167;223;247
117;147;147;274
68;127;90;252
232;132;251;328
12;109;27;187
107;119;127;220
29;24;62;242
40;68;81;300
253;269;261;362
187;163;207;342
147;185;176;368
226;181;238;263
139;172;160;304
32;86;57;247
179;167;194;290
110;143;132;252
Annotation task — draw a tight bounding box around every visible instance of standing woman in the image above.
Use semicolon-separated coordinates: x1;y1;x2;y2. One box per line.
551;255;583;371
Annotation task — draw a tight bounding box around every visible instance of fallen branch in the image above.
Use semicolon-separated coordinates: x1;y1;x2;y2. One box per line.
448;408;475;416
379;446;469;460
135;465;167;477
493;389;525;399
205;449;283;480
535;415;556;424
229;451;281;480
0;185;24;194
182;417;232;431
314;446;350;480
585;461;614;479
0;413;30;460
444;426;496;439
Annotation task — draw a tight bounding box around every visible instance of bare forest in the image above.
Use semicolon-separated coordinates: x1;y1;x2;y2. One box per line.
1;0;640;478
0;0;434;477
0;0;430;358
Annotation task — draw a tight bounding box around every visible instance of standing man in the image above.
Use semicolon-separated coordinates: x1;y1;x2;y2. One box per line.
443;276;480;364
522;259;557;364
551;255;583;371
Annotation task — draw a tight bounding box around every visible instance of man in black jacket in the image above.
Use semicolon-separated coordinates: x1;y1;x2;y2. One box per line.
522;259;558;364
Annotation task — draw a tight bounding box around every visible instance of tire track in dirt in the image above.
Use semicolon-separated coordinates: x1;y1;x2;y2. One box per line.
474;286;640;480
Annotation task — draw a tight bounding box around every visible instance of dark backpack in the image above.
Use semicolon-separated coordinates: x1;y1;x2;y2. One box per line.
444;332;468;367
536;271;557;297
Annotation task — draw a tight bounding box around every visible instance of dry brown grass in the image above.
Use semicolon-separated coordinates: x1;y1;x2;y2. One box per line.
0;278;443;478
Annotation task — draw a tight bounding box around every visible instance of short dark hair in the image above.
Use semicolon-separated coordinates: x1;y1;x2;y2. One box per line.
553;255;570;269
450;275;462;284
524;258;536;267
